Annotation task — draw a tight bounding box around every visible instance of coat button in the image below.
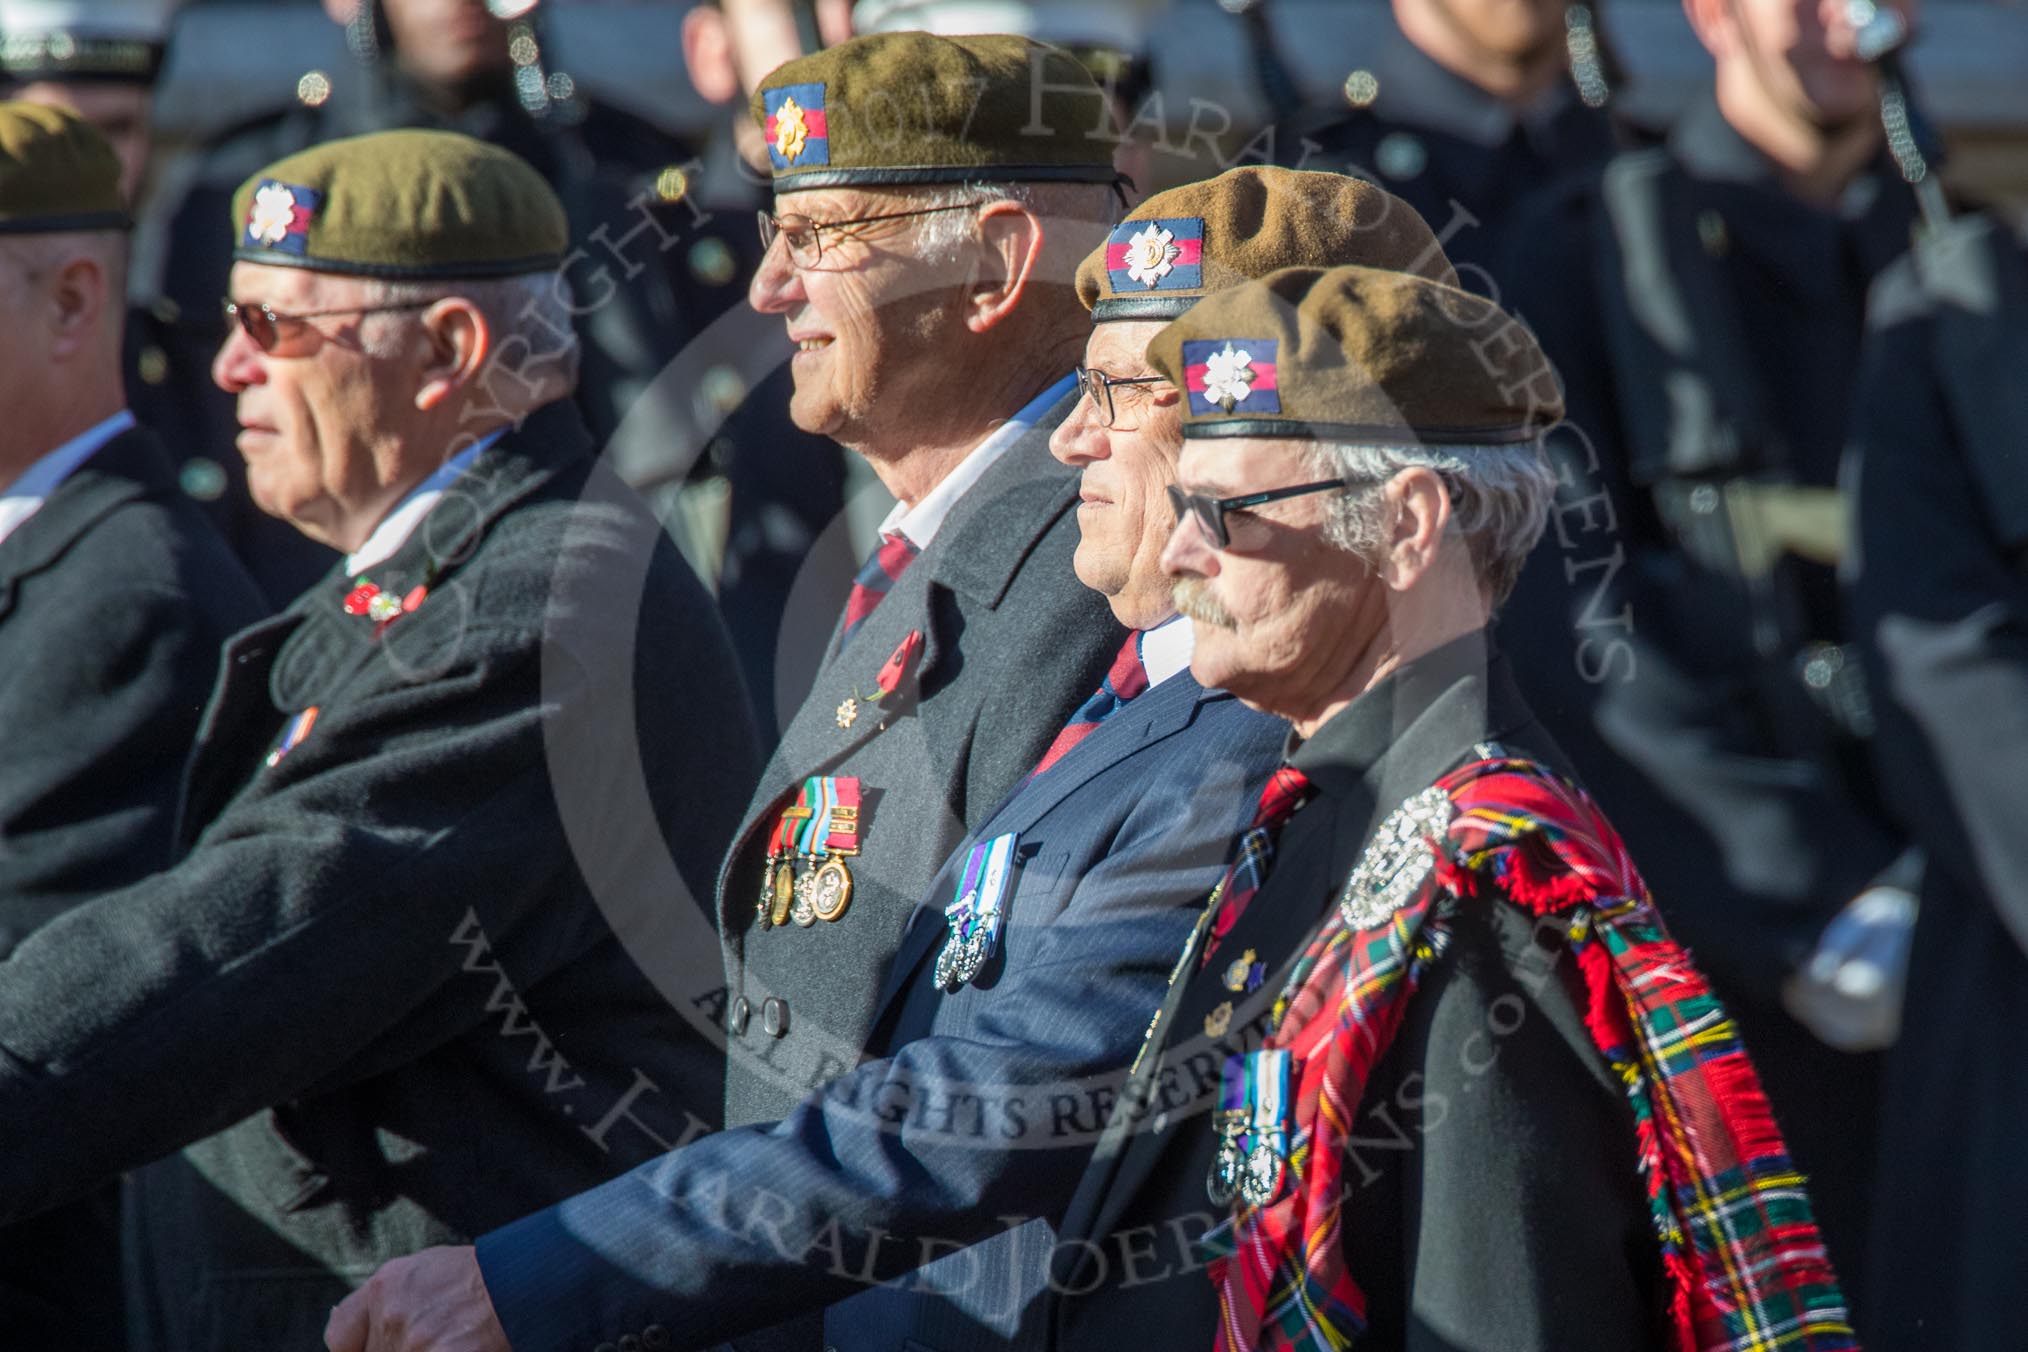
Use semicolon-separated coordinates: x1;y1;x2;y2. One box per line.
762;996;789;1038
642;1328;671;1350
619;1337;643;1352
729;996;751;1036
594;1343;619;1352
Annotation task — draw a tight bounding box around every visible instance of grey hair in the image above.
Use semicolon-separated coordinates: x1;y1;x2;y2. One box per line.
1305;438;1557;607
907;179;1117;266
357;272;581;389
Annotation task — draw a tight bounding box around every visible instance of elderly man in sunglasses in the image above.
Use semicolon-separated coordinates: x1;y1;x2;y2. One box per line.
1044;263;1860;1352
0;126;764;1351
321;165;1462;1352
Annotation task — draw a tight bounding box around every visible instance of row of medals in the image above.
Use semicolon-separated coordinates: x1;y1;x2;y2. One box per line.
1208;1112;1282;1208
931;890;990;991
760;853;855;929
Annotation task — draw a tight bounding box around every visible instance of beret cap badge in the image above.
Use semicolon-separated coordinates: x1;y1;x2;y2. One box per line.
245;180;319;254
764;83;829;169
1185;339;1280;417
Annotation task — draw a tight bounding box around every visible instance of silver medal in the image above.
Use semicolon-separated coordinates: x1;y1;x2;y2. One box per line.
1339;786;1455;931
1238;1143;1282;1207
1207;1133;1242;1206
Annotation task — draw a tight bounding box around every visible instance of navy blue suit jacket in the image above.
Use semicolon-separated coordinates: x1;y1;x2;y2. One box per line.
478;665;1286;1352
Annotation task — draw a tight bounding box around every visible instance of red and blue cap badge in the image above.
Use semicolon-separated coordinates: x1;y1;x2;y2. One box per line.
1183;339;1280;416
1105;217;1204;294
243;179;322;256
764;82;831;170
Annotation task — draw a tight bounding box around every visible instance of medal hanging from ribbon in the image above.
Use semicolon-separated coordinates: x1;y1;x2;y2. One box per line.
934;832;1017;991
1207;1048;1289;1207
792;775;860;925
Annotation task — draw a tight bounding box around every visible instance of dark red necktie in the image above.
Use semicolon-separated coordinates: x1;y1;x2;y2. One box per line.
1029;631;1150;779
839;531;919;648
1199;764;1315;967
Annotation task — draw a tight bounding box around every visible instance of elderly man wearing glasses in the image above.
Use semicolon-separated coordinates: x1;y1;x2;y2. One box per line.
321;164;1465;1352
1046;263;1860;1352
0;125;762;1351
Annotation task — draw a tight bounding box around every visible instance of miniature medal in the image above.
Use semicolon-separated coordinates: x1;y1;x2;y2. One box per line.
935;833;1017;991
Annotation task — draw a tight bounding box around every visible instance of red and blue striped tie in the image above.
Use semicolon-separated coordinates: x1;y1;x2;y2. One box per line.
1029;631;1151;779
1199;764;1315;967
839;531;920;648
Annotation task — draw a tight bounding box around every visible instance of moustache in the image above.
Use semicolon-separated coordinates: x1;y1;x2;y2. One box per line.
1172;578;1237;631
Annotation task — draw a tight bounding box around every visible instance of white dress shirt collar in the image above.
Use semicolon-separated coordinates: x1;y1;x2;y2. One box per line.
878;372;1076;551
343;429;504;577
1139;613;1196;689
0;409;138;550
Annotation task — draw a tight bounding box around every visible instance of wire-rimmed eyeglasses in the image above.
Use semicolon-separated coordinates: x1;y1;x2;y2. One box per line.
221;297;438;354
757;200;986;269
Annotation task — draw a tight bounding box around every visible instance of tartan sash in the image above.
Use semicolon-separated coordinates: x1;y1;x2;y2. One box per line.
1205;755;1858;1352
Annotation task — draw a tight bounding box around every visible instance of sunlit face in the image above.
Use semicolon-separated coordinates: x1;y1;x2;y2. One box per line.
746;187;970;448
1708;0;1898;129
1160;437;1389;713
11;81;152;204
1049;320;1184;629
379;0;513;90
211;262;419;550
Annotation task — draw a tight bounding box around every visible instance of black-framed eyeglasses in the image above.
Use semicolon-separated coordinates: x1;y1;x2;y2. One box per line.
756;200;985;269
1074;364;1169;429
221;297;438;354
1166;479;1354;550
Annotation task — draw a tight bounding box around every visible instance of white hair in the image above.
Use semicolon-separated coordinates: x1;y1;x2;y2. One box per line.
906;179;1117;267
1305;438;1556;607
356;271;581;390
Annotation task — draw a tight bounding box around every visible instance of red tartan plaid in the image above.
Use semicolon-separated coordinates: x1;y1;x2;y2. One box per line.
1206;756;1858;1352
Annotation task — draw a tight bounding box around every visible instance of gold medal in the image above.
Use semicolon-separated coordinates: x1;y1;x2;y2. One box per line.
810;856;854;922
769;860;797;928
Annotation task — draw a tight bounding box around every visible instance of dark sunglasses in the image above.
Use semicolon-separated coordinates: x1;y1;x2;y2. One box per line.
1166;478;1353;549
220;297;438;353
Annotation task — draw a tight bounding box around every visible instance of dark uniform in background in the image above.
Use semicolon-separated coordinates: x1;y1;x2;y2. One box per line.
1268;15;1621;293
1844;214;2028;1352
140;0;756;605
1495;90;1924;1281
0;100;269;1352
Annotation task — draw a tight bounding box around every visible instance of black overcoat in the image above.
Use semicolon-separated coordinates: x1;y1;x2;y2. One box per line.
0;423;267;1351
0;400;762;1352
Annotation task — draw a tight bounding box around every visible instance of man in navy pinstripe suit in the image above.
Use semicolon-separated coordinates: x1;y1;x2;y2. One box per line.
328;168;1459;1352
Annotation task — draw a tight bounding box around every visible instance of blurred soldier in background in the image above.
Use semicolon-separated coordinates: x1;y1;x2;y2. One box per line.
1265;0;1627;290
0;0;339;604
1845;211;2028;1351
144;0;753;604
678;0;856;745
0;99;266;1352
1494;0;1930;1299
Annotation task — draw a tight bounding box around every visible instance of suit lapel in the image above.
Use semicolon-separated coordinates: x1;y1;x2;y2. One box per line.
714;403;1084;934
863;677;1221;1039
0;428;164;623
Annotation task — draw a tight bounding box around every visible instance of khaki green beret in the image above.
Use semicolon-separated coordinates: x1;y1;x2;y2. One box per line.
751;32;1115;190
0;100;127;234
230;129;567;279
1147;264;1564;443
1077;166;1457;322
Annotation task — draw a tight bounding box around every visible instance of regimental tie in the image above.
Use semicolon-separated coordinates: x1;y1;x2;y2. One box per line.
838;531;920;649
1198;765;1315;969
1029;631;1150;779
